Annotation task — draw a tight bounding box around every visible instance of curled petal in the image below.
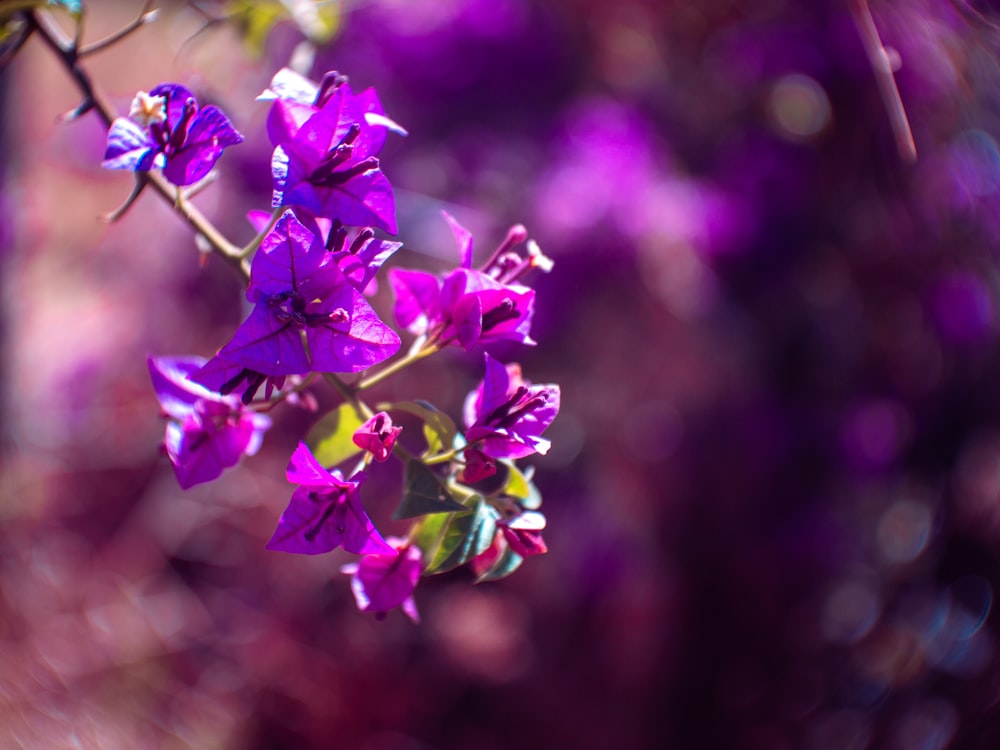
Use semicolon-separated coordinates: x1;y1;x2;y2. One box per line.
353;412;402;462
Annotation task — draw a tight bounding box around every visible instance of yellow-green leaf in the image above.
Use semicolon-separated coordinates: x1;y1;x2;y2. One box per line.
223;0;284;58
502;461;542;509
306;402;364;467
415;495;498;575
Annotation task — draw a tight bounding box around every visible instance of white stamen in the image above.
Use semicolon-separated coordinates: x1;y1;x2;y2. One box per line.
129;91;167;127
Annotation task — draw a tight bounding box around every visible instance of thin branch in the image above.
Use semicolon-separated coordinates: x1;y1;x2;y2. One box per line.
357;348;430;391
28;8;247;278
850;0;917;163
102;177;145;223
356;335;453;392
79;1;158;57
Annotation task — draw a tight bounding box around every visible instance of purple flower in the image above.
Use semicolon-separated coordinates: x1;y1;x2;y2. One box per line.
463;353;560;460
102;85;243;186
259;68;406;147
265;70;401;233
247;211;400;295
341;537;423;623
353;412;402;462
389;213;542;350
266;443;392;556
195;210;400;382
148;355;271;489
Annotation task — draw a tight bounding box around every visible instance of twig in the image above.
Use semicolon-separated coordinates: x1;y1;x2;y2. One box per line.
28;8;248;278
79;2;158;57
850;0;917;163
356;335;452;392
103;177;146;223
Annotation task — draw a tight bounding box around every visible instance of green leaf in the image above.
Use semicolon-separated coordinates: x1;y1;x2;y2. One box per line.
379;400;457;456
224;0;285;58
393;460;467;520
306;402;364;467
415;495;499;575
475;545;524;583
503;461;542;510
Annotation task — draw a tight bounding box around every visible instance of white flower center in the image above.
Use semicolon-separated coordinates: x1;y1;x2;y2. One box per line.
128;91;167;127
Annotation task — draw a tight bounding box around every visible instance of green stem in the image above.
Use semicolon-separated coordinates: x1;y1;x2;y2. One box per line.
357;337;450;392
322;372;372;421
423;449;459;466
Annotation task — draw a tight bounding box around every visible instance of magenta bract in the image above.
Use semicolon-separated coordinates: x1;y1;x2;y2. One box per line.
265;71;402;233
463;354;560;459
148;355;270;489
341;538;423;623
389;213;536;350
197;210;400;380
352;412;402;462
266;443;391;556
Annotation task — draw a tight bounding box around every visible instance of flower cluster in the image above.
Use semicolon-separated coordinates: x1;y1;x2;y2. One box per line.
108;67;559;623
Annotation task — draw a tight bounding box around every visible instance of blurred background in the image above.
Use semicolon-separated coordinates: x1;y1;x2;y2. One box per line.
5;0;1000;747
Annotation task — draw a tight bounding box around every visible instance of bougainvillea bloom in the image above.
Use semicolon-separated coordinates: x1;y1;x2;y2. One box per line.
148;355;271;489
247;211;400;295
352;412;402;462
196;210;399;381
103;84;243;186
266;70;400;233
266;443;391;556
259;68;406;147
463;353;560;459
390;213;538;349
341;538;423;623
